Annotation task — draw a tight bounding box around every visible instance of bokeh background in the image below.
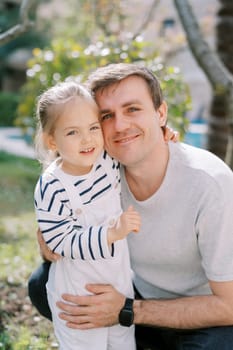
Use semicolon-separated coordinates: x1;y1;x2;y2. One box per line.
0;1;232;348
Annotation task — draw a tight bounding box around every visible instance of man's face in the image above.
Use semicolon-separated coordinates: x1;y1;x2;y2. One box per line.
95;75;167;167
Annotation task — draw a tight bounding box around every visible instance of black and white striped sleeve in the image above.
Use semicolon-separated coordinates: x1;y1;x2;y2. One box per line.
34;174;113;260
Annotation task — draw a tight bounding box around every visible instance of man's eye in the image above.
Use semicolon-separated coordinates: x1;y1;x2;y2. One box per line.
100;113;112;122
128;107;139;112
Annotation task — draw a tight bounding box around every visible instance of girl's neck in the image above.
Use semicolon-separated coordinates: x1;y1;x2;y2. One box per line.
60;161;93;176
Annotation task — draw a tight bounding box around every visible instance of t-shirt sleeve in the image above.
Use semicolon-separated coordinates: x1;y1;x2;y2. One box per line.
196;170;233;281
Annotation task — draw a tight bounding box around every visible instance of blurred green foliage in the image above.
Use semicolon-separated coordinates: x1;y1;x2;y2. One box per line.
0;92;20;126
16;36;191;139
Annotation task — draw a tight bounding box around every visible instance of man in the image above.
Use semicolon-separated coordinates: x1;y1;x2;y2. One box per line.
29;63;233;349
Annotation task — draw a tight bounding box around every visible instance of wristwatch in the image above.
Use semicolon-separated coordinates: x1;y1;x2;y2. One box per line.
119;298;134;327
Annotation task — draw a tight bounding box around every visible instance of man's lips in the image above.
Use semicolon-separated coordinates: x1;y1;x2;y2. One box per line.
114;134;139;144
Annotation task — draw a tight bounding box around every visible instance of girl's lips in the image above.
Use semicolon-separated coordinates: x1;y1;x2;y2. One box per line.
80;147;95;153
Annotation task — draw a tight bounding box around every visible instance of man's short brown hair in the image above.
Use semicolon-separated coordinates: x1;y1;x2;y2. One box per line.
87;63;163;110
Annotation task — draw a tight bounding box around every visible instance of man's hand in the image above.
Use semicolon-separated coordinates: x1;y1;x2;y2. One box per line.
57;284;125;329
37;228;60;262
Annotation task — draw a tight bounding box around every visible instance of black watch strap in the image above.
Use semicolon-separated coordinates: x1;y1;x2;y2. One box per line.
119;297;134;327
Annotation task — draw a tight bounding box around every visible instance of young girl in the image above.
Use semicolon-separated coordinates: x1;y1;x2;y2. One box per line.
34;81;141;350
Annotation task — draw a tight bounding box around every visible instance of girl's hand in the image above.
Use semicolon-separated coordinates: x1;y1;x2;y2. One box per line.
107;206;141;244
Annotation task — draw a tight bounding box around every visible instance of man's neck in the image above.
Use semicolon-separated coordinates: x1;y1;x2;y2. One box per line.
124;143;169;201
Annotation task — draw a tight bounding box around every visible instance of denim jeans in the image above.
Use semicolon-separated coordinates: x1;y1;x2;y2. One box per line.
136;324;233;350
28;261;52;320
28;262;233;350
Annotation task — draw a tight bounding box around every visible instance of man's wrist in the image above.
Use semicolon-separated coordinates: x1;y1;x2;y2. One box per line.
133;299;143;324
119;297;134;327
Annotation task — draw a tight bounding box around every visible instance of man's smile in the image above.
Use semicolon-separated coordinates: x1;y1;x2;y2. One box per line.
113;132;141;145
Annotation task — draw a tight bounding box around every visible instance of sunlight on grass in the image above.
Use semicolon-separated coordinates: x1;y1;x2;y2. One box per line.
0;151;40;216
0;212;40;284
0;152;57;348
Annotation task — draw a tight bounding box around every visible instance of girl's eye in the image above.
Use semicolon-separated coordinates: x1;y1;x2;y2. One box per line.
91;125;100;131
67;130;77;136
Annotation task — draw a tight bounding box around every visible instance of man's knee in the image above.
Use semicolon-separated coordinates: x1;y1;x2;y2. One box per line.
179;326;233;350
28;261;52;320
135;325;165;350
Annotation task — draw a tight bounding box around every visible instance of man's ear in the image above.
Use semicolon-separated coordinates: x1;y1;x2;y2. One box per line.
43;133;57;151
157;101;168;127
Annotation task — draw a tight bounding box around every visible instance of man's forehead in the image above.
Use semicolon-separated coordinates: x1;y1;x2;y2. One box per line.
95;75;146;102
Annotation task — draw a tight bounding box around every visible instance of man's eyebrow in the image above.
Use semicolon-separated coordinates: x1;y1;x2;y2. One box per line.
100;100;141;113
100;108;111;114
122;99;141;107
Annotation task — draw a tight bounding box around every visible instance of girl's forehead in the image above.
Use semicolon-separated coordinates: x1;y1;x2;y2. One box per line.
55;97;99;127
64;95;98;111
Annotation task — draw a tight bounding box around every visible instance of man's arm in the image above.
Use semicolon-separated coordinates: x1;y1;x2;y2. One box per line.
134;280;233;329
57;280;233;330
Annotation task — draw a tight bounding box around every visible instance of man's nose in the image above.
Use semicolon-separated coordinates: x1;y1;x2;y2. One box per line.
114;114;130;131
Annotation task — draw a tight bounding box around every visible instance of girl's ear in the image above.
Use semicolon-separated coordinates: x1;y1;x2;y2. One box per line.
157;101;168;127
43;133;57;151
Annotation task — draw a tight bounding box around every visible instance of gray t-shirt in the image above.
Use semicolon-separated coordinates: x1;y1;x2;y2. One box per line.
121;142;233;299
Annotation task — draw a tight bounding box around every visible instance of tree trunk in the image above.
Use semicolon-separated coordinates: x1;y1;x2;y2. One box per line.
208;0;233;160
174;0;233;169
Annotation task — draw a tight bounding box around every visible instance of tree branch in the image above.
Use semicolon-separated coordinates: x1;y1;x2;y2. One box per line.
132;0;160;40
174;0;233;90
0;0;34;45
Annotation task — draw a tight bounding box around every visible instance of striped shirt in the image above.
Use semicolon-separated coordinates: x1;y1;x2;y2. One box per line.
34;151;121;260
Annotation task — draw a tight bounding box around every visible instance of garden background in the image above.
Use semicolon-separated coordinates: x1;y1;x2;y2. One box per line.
1;0;232;348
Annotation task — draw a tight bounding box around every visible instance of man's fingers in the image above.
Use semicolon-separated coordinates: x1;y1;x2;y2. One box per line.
58;285;114;310
67;322;96;330
85;283;113;294
58;310;97;329
37;227;60;262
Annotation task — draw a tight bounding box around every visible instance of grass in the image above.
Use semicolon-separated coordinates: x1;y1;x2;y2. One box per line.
0;152;40;216
0;151;57;349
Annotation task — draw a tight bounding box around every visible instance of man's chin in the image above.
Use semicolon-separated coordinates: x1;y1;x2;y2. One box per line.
105;145;135;165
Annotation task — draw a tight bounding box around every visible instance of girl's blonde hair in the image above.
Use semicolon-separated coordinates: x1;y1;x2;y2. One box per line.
35;81;94;169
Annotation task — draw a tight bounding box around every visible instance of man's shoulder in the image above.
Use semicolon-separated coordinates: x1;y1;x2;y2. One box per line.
172;142;231;171
170;142;233;186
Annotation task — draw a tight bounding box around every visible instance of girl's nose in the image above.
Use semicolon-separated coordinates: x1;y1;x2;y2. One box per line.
81;131;92;144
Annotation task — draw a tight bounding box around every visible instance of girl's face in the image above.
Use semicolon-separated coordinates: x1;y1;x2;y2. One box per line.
46;96;104;175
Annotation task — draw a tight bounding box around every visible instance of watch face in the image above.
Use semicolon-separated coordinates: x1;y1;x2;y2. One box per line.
119;309;134;327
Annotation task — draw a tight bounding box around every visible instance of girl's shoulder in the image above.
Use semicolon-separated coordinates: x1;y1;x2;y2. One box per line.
34;167;65;202
101;150;120;170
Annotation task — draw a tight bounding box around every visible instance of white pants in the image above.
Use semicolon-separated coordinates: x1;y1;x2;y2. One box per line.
47;288;136;350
